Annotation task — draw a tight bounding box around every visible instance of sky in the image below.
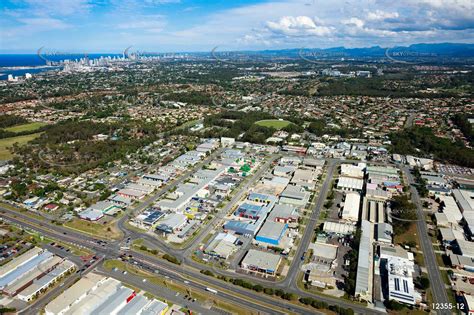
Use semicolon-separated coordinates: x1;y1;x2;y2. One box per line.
1;0;473;53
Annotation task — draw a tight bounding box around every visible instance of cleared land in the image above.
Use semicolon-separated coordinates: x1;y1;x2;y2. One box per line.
4;122;47;133
255;119;292;129
64;218;123;240
0;132;42;160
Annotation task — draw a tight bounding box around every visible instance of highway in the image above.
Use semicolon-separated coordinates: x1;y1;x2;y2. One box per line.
94;267;226;315
402;167;450;314
0;207;313;315
1;154;399;315
0;199;384;315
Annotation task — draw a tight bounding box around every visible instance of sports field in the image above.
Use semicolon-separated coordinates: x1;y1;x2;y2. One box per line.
0;132;42;160
4;122;47;133
255;119;292;129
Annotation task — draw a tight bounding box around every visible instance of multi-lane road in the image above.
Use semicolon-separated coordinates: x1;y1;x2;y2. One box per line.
2;204;341;315
0;155;452;315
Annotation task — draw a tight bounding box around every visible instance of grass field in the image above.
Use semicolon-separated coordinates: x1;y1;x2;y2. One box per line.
255;119;292;129
4;122;47;133
64;218;123;240
0;132;42;160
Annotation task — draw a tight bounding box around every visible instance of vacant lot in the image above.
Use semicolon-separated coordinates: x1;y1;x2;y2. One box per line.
4;122;47;133
0;132;42;160
64;218;123;240
255;119;292;129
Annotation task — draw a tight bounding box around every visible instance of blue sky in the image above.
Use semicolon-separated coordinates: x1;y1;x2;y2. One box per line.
1;0;473;53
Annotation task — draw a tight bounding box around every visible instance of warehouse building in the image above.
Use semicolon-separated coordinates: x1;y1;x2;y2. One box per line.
0;247;43;279
380;251;421;305
155;213;187;234
454;189;474;213
132;209;165;229
307;242;339;288
241;249;281;276
268;204;299;223
361;196;386;223
355;220;374;302
279;185;310;207
45;273;168;315
341;192;361;222
337;176;364;192
340;164;365;179
205;233;238;259
0;248;74;299
79;201;121;221
17;260;75;302
323;221;356;235
439;195;463;225
376;223;393;244
78;208;104;221
255;221;288;246
156;166;225;211
234;203;265;219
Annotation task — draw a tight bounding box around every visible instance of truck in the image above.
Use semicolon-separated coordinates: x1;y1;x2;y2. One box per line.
205;287;217;294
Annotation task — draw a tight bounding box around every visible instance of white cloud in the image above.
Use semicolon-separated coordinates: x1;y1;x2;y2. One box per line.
21;0;92;16
265;16;333;37
342;17;365;28
116;15;166;33
367;10;399;21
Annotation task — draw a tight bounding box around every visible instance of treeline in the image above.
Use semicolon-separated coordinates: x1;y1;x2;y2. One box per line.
390;127;474;168
13;120;161;174
390;195;417;237
203;111;277;143
161;92;213;105
202;110;359;144
452;113;473;145
316;77;457;98
342;229;361;296
0;115;28;128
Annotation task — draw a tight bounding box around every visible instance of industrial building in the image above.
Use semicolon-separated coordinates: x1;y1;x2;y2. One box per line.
337;176;364;192
156;166;225;211
355;220;374;302
323;221;356;235
267;204;299;223
255;220;288;246
240;249;281;276
380;249;421;305
204;232;238;259
341;192;361;222
132;208;165;229
155;213;187;234
307;242;339;288
340;164;365;179
79;200;120;221
17;260;75;302
279;185;310;207
44;273;168;315
0;247;75;300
